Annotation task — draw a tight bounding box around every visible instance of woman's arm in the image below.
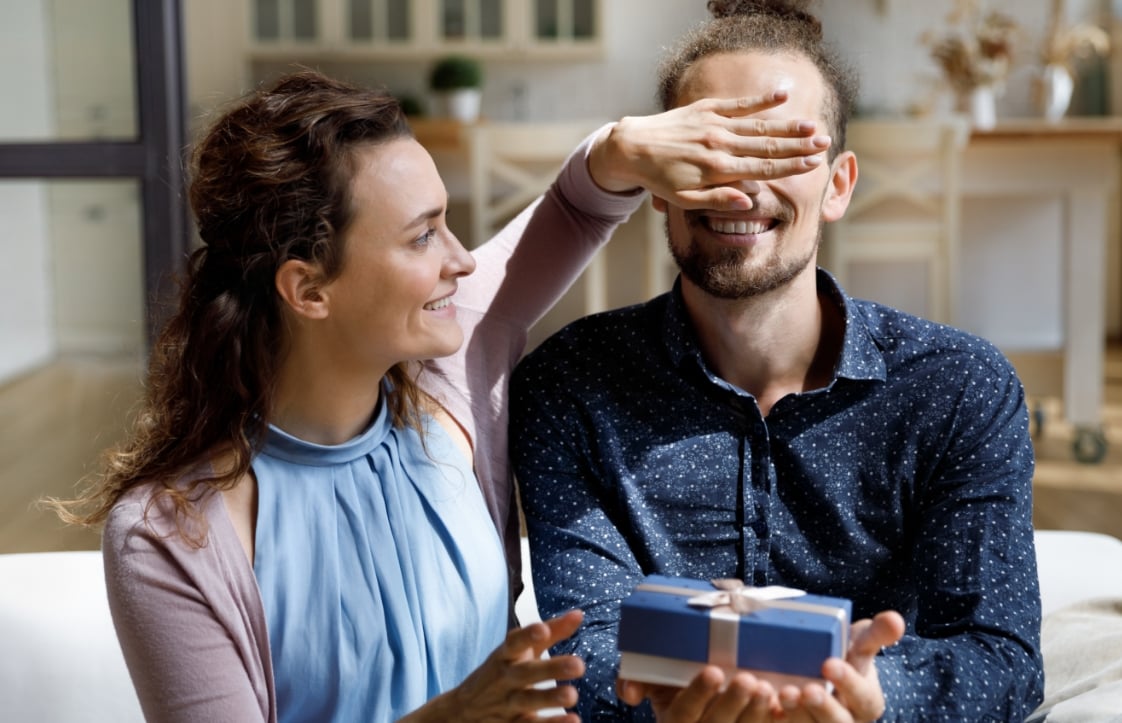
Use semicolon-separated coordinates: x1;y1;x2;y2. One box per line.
102;492;274;722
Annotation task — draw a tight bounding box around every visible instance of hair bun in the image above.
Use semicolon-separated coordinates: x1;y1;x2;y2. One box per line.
706;0;821;38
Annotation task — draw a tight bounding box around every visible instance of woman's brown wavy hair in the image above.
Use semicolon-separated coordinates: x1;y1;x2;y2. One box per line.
51;70;417;542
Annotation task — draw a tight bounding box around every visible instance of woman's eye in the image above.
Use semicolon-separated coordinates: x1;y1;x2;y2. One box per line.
412;228;436;248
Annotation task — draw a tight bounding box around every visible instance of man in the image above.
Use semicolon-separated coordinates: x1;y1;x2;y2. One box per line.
510;1;1044;721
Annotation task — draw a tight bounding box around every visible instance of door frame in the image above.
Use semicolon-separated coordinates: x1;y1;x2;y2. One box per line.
0;0;188;343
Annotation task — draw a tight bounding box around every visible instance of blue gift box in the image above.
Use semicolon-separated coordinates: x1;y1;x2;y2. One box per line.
618;575;852;688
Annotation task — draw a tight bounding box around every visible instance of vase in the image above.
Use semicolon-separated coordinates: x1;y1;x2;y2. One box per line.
1040;64;1075;123
432;88;482;123
967;85;997;130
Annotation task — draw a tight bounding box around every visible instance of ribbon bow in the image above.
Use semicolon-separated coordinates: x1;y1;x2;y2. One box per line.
687;578;808;615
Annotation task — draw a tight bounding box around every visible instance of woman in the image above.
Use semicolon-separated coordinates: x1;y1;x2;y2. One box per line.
54;70;829;722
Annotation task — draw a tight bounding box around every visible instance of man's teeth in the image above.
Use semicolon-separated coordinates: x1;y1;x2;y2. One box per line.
708;218;770;235
424;297;451;311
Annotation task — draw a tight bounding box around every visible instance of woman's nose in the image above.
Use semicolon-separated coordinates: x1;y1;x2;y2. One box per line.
444;232;476;277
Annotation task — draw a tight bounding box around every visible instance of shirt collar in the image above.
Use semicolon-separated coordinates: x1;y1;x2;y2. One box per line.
659;268;887;385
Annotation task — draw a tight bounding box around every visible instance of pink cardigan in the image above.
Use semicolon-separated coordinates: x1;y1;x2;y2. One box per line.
102;128;644;722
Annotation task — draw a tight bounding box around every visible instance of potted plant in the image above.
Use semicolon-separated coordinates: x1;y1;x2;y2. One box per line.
922;0;1020;129
1037;0;1110;122
428;55;484;123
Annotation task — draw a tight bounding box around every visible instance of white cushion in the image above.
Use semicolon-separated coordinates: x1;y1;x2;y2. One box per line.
1035;530;1122;617
0;550;143;722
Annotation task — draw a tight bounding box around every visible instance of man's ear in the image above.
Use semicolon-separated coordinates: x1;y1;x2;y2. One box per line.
275;259;329;320
821;150;857;223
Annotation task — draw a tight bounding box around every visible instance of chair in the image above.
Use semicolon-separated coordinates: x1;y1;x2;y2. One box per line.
0;550;143;721
466;120;611;314
825;116;969;324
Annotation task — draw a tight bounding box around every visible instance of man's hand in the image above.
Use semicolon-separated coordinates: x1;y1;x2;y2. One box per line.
618;666;778;723
616;610;905;723
774;610;906;723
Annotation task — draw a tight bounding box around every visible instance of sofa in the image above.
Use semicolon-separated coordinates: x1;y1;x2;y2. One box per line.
3;530;1121;721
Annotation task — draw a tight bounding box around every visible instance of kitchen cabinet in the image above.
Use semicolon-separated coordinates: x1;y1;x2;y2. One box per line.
249;0;602;59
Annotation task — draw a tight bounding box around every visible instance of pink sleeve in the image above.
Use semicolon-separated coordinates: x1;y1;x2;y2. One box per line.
459;122;645;332
102;492;275;723
423;124;645;606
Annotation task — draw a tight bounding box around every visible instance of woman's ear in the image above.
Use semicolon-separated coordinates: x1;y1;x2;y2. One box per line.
821;150;857;223
275;260;329;320
650;195;669;213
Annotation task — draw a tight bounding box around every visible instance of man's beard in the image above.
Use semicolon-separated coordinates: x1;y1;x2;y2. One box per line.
668;211;819;300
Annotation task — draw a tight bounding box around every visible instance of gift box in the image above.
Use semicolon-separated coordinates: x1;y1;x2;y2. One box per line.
617;575;851;689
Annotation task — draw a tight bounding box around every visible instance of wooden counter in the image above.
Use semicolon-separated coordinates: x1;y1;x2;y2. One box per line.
409;117;470;152
960;118;1121;436
970;116;1122;142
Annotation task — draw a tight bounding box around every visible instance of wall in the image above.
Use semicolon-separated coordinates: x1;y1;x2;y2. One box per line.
243;1;711;121
818;0;1108;119
185;0;1122;342
0;0;55;382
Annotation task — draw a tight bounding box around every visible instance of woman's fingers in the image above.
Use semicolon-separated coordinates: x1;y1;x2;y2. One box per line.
501;678;580;710
698;92;796;118
540;609;585;650
499;609;584;661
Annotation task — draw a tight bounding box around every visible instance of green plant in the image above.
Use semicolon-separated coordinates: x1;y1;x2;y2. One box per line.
428;55;483;91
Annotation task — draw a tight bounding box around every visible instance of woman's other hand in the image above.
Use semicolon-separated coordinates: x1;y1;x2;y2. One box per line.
402;609;586;723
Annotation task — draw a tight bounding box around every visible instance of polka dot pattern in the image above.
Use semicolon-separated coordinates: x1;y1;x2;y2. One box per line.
510;270;1045;721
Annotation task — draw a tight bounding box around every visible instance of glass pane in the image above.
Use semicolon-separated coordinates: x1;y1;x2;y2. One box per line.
387;0;410;40
573;0;595;39
0;0;136;141
349;0;373;40
442;0;466;39
535;0;559;39
480;0;502;39
292;0;318;40
255;0;281;40
0;179;145;553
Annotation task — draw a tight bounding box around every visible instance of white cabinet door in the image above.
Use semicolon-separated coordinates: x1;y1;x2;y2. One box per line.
248;0;602;59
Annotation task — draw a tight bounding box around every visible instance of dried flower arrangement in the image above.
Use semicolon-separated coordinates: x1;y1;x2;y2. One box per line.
1040;0;1109;73
922;0;1020;94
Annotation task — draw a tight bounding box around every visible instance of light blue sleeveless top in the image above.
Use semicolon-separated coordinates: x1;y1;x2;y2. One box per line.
251;397;509;722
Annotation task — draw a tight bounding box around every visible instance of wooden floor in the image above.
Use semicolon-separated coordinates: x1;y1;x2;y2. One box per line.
2;345;1121;554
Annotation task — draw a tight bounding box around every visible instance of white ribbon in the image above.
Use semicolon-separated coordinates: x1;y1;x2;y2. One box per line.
688;578;809;614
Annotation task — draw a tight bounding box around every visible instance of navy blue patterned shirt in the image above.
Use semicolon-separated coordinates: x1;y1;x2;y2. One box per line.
510;270;1043;722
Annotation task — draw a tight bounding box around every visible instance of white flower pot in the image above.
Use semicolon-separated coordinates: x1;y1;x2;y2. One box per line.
432;88;482;123
968;85;997;130
1040;64;1074;123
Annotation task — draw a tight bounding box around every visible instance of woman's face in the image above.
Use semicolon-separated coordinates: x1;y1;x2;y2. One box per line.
318;138;475;371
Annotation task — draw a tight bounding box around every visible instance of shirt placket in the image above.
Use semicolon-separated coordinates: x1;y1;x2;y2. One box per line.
726;394;774;587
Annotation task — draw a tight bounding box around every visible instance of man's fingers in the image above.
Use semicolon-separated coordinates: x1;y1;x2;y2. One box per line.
823;658;887;721
850;610;906;661
616;677;651;706
664;666;725;721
